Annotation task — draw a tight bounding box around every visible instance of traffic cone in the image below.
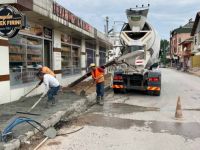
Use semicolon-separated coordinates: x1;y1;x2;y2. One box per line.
175;96;183;119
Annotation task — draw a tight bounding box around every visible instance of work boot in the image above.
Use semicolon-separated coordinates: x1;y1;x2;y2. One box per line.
96;96;100;104
99;96;104;105
51;98;56;106
45;101;50;108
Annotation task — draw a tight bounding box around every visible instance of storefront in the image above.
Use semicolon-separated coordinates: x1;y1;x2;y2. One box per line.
61;34;81;76
0;0;112;104
9;22;53;86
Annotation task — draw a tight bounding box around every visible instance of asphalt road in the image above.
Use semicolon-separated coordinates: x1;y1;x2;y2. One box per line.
39;68;200;150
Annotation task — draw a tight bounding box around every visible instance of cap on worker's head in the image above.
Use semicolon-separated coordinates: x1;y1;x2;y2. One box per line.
36;65;43;69
89;63;96;68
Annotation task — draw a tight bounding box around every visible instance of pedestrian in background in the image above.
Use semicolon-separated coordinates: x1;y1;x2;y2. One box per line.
89;63;105;105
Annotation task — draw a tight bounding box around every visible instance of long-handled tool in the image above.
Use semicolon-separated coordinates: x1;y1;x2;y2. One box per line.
20;85;38;101
33;126;84;150
16;95;44;116
80;82;95;96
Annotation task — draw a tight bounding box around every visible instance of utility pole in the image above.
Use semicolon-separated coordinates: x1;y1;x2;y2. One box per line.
105;16;109;36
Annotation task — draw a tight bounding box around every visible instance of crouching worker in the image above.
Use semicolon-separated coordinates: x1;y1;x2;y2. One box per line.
89;63;105;105
36;65;56;88
36;72;60;107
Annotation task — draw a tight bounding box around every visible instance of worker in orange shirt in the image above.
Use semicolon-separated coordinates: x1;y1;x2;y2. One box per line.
36;65;56;87
37;65;55;77
90;63;105;105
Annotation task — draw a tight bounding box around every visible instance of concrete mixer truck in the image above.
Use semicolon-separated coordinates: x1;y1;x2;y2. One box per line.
111;6;161;96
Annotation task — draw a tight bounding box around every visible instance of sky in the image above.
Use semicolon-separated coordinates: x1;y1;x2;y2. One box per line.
57;0;200;40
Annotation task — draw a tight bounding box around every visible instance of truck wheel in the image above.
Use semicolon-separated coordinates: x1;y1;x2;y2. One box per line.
121;88;127;94
154;91;160;96
113;89;120;94
147;90;153;96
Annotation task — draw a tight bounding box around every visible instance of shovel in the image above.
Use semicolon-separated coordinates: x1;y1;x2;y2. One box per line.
16;95;44;116
34;127;57;150
80;82;95;96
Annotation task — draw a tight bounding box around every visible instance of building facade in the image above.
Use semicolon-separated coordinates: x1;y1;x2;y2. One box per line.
191;12;200;67
170;19;194;67
0;0;112;104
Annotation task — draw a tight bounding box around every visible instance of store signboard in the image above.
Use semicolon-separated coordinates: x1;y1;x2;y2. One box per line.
0;5;26;38
44;27;52;39
53;2;92;33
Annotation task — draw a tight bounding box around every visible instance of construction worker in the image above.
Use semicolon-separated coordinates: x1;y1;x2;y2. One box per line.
36;72;60;107
90;63;105;105
36;65;55;87
37;65;55;77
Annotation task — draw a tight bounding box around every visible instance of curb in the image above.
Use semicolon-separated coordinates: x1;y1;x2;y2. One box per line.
2;86;110;150
170;68;200;78
187;71;200;77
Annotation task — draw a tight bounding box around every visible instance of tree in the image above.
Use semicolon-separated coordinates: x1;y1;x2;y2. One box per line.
160;39;169;65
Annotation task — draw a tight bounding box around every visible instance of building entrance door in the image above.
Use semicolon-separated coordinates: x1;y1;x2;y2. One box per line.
44;40;52;68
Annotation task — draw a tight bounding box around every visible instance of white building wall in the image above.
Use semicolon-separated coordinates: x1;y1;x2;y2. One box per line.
96;41;100;66
0;37;10;104
81;38;86;74
53;29;62;83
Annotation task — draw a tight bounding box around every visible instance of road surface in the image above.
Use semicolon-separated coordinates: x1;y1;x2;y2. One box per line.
39;68;200;150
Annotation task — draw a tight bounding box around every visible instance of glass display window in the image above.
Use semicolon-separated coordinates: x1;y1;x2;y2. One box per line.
99;47;107;66
20;22;43;37
61;44;72;76
86;49;95;71
72;46;80;74
9;34;43;86
72;37;81;46
99;51;106;66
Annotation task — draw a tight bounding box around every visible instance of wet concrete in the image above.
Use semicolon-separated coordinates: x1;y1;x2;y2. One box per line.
76;113;200;140
88;103;159;115
0;91;83;137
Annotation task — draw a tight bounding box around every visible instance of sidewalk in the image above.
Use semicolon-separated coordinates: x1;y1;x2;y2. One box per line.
0;90;98;150
188;67;200;77
0;75;111;150
0;91;82;137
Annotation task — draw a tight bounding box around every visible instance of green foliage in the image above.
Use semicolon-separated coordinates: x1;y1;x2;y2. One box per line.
160;39;169;65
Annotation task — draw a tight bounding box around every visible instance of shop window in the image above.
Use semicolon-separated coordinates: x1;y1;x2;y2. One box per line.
99;47;106;66
178;38;181;43
61;45;72;76
72;46;81;74
86;49;95;70
20;22;43;37
86;42;95;49
9;34;43;86
61;45;81;76
72;37;81;45
99;51;106;66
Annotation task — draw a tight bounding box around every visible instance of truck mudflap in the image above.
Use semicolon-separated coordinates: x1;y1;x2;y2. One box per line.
112;85;125;89
147;86;160;91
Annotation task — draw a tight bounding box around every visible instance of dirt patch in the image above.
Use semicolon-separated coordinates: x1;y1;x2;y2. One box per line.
20;132;44;150
47;141;61;146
